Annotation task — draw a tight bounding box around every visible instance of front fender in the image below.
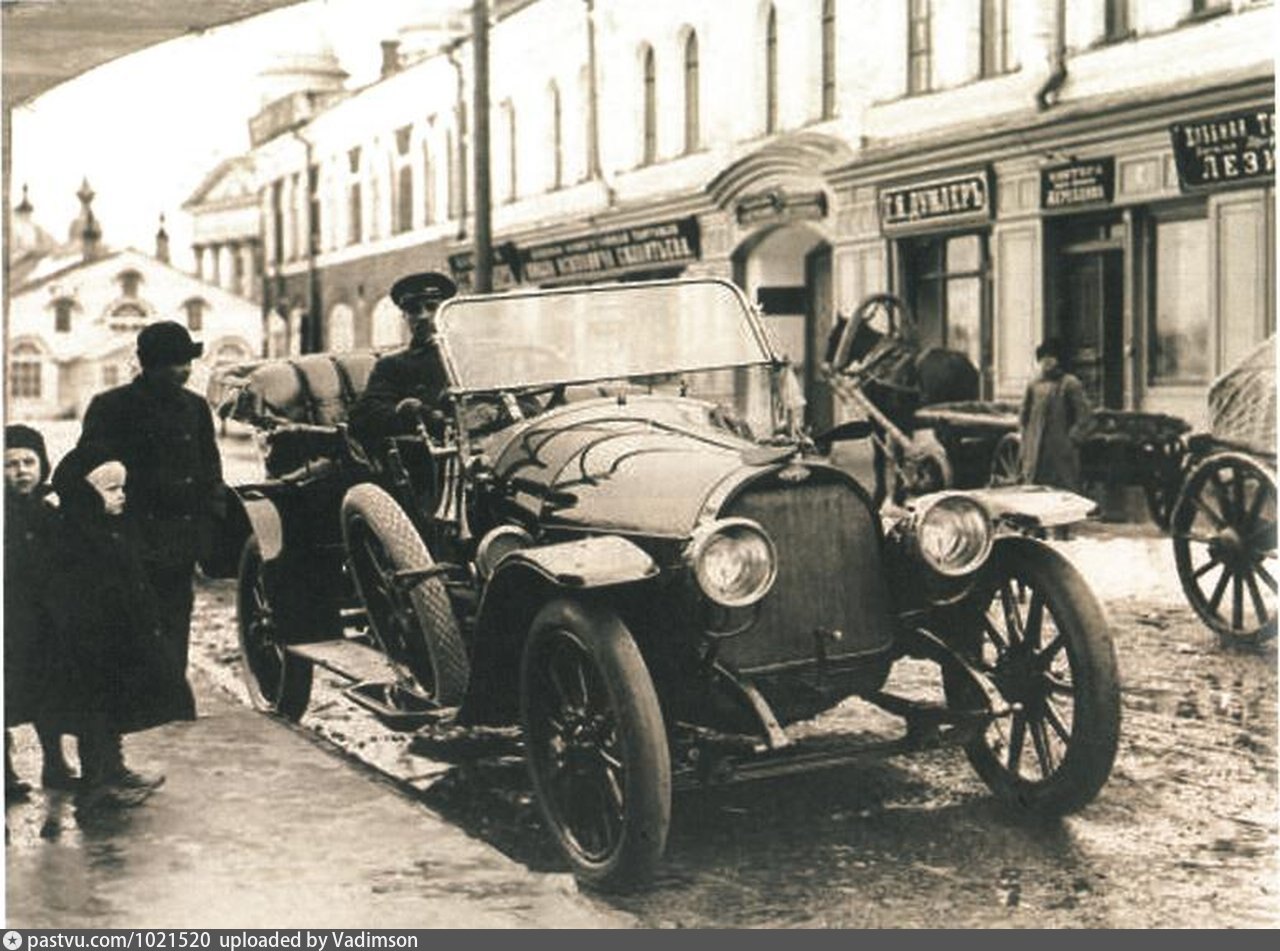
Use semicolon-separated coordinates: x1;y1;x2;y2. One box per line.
458;535;659;725
953;485;1097;529
198;488;280;578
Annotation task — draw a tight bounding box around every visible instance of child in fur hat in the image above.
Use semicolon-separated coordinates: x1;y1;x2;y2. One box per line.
4;423;76;800
47;443;195;812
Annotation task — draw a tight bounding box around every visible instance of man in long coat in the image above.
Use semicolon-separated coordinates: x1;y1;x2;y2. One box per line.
1019;338;1091;490
79;321;224;677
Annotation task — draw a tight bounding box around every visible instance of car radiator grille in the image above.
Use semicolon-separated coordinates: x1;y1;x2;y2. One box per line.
718;480;895;673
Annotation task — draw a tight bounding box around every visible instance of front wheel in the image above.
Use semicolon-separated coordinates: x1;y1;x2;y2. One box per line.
946;537;1120;816
237;537;313;721
520;600;671;891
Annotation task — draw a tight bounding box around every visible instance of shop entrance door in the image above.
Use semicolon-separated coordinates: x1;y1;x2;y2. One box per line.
1051;216;1126;410
1060;249;1124;409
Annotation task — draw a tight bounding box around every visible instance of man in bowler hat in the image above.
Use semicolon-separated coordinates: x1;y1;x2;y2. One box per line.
349;271;458;447
79;321;224;681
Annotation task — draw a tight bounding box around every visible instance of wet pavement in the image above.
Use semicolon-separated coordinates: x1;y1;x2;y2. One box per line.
4;681;633;928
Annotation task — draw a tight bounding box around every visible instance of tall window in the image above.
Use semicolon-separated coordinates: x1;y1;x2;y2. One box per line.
1105;0;1131;40
641;45;657;165
10;344;42;399
902;233;987;370
908;0;932;94
765;6;779;133
980;0;1009;78
183;297;207;332
422;137;437;226
821;0;836;119
53;297;74;333
549;81;563;189
580;66;596;181
1151;213;1211;384
683;31;700;153
347;147;363;245
446;127;459;219
307;164;321;255
271;179;285;263
289;173;303;260
393;125;414;234
502;100;518;203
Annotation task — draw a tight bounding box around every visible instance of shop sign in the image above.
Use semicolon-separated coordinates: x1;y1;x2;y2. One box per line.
448;242;521;293
879;169;993;233
1169;107;1275;193
735;188;828;227
1041;158;1115;211
519;216;701;283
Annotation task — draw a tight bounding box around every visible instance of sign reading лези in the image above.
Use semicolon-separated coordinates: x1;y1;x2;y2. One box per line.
1169;106;1275;192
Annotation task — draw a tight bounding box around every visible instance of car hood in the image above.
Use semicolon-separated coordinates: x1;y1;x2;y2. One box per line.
483;396;787;537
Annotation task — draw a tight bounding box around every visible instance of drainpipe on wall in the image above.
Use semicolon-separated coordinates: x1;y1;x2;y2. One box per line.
1035;0;1067;111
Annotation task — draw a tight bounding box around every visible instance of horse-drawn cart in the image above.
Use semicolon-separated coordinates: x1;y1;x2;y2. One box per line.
1167;337;1276;644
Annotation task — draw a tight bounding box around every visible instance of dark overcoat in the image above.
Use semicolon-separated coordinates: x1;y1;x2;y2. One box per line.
42;448;196;735
3;488;62;726
79;376;223;568
348;338;449;446
1019;370;1091;490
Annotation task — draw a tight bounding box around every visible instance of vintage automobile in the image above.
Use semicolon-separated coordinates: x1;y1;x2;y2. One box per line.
208;278;1121;890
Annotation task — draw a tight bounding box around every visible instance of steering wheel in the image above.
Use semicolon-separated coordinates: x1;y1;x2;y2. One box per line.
459;390;555;437
831;293;918;374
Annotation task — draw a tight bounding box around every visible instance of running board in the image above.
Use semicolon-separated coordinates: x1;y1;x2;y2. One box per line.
288;638;399;683
343;681;452;731
672;715;987;791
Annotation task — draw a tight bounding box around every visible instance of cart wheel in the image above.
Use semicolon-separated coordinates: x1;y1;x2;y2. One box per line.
831;293;917;372
1141;440;1187;531
988;432;1022;487
1172;452;1277;643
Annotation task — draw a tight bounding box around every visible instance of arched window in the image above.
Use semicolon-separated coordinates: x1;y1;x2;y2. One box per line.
213;341;252;365
683;31;700;154
182;297;208;332
394;125;414;234
641;44;657;166
328;303;355;352
548;81;563;190
53;297;76;333
821;0;836;119
422;135;436;226
765;6;779;134
9;342;43;399
371;296;405;348
117;269;143;297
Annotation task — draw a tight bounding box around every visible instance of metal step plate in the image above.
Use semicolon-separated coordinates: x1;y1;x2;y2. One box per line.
289;638;400;683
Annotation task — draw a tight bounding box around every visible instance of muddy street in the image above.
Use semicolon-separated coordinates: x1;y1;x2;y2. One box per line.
178;527;1276;929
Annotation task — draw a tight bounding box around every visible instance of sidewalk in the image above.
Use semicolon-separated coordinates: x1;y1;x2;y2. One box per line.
4;677;633;929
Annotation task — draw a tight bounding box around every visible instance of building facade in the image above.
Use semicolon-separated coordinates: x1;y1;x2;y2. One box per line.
7;187;262;420
242;0;1274;428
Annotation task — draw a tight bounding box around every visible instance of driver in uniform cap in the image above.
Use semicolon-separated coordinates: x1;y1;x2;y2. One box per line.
348;271;458;448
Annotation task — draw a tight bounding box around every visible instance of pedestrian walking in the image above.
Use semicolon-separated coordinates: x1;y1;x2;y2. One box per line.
4;423;77;801
1018;338;1092;491
78;321;225;677
46;443;196;813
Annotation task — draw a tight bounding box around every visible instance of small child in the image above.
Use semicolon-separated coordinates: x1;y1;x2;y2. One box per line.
47;443;195;813
4;423;77;800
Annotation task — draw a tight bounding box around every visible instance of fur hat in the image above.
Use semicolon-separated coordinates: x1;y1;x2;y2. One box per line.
4;423;51;483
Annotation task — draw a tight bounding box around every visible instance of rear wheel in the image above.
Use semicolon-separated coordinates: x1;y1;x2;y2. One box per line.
237;537;313;720
341;483;470;706
946;537;1120;816
1172;452;1277;643
520;599;670;891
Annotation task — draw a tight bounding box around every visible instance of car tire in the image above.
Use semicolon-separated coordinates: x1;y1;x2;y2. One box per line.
945;536;1120;816
520;598;671;891
341;483;470;707
237;536;313;721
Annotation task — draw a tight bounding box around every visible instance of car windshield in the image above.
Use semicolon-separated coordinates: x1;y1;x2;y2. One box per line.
436;279;773;393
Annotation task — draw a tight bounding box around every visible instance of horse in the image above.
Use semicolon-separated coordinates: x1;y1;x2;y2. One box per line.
823;294;980;507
